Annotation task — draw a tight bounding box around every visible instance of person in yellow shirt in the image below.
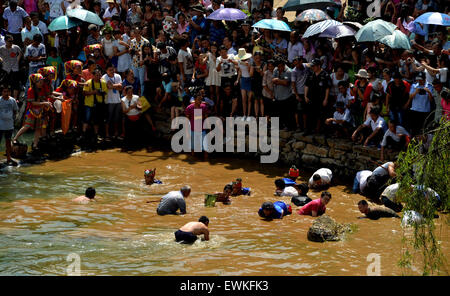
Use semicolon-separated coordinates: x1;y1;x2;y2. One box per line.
82;69;108;140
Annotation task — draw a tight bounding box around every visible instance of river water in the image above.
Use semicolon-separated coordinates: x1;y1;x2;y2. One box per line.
0;149;448;275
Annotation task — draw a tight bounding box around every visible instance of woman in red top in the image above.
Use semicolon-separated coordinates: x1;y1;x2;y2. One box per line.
13;74;52;149
298;192;332;217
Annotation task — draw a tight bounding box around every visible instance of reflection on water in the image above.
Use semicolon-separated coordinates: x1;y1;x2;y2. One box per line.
0;149;448;275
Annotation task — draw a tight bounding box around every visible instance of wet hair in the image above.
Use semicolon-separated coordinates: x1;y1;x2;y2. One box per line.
369;106;381;116
199;216;209;225
313;174;321;181
85;187;96;199
224;184;233;192
181;185;191;194
261;201;274;210
275;178;286;189
297;183;309;195
321;191;332;199
358;200;368;206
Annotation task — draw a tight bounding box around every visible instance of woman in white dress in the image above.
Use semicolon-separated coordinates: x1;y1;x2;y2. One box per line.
205;42;221;109
113;30;131;77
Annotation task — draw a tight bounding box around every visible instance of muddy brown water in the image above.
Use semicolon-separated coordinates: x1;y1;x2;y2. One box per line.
0;149;448;275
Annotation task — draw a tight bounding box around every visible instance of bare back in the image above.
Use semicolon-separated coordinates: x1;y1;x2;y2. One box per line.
179;221;209;240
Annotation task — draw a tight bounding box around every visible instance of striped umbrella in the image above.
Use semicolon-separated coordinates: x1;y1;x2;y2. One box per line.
302;19;342;38
319;24;356;38
295;9;330;23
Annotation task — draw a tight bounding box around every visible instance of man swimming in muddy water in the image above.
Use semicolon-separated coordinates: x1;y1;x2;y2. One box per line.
175;216;210;244
72;187;96;204
215;184;233;204
144;168;162;185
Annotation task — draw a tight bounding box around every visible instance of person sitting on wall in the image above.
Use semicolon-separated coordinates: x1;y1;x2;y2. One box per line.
258;201;292;220
352;106;386;147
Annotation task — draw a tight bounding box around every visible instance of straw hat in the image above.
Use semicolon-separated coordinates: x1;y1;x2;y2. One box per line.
236;48;252;61
355;69;369;79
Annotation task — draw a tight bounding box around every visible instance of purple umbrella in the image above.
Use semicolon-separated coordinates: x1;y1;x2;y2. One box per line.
207;8;248;21
319;24;356;38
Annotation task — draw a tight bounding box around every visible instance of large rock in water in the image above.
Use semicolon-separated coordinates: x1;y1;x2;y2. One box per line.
307;215;353;242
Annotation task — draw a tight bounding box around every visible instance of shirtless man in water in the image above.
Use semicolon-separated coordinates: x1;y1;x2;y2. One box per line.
72;187;96;204
174;216;210;244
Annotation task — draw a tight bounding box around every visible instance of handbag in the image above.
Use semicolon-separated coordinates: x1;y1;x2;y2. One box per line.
138;96;151;112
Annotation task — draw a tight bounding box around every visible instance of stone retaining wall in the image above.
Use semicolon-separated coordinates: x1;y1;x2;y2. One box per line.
151;109;399;180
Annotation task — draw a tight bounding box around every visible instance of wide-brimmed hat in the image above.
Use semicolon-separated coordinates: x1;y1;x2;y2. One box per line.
355;69;369;79
236;48;252;61
106;0;116;3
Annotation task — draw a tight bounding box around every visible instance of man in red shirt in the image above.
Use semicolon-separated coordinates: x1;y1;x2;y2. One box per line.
298;191;332;217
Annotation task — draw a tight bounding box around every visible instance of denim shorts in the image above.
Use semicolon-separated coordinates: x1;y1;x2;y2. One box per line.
240;77;252;91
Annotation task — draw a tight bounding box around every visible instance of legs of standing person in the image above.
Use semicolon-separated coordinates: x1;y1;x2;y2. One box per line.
0;130;13;162
241;89;248;118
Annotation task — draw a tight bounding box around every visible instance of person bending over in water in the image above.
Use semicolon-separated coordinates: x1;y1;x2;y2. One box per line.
274;178;298;197
73;187;96;204
144;168;162;185
308;168;333;190
215;184;233;204
298;191;331;217
157;185;191;215
258;201;292;220
291;183;312;207
230;178;251;196
175;216;210;244
357;200;400;220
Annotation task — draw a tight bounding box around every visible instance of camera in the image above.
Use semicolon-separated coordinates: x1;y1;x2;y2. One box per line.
418;88;426;95
441;88;449;100
97;90;106;96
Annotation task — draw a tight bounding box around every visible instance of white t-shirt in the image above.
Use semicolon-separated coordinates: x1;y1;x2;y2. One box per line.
102;38;115;58
356;170;372;193
238;60;251;78
216;55;237;78
333;108;351;122
381;125;409;147
281;186;299;197
336;88;353;107
372;162;394;178
309;168;332;187
46;0;64;19
177;48;194;75
121;95;140;116
287;41;303;63
381;183;399;202
102;73;122;104
103;7;120;19
363;116;385;132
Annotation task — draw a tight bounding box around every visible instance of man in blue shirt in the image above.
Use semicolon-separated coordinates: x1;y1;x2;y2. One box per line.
405;72;433;136
258;201;292;220
187;5;208;45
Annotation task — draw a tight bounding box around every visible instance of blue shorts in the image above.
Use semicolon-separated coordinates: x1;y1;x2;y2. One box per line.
240;77;252;91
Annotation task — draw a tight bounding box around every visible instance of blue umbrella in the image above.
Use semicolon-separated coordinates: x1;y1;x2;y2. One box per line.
302;19;342;38
67;8;104;26
414;12;450;26
48;15;82;31
252;19;292;32
379;30;411;49
207;8;247;21
355;19;397;42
